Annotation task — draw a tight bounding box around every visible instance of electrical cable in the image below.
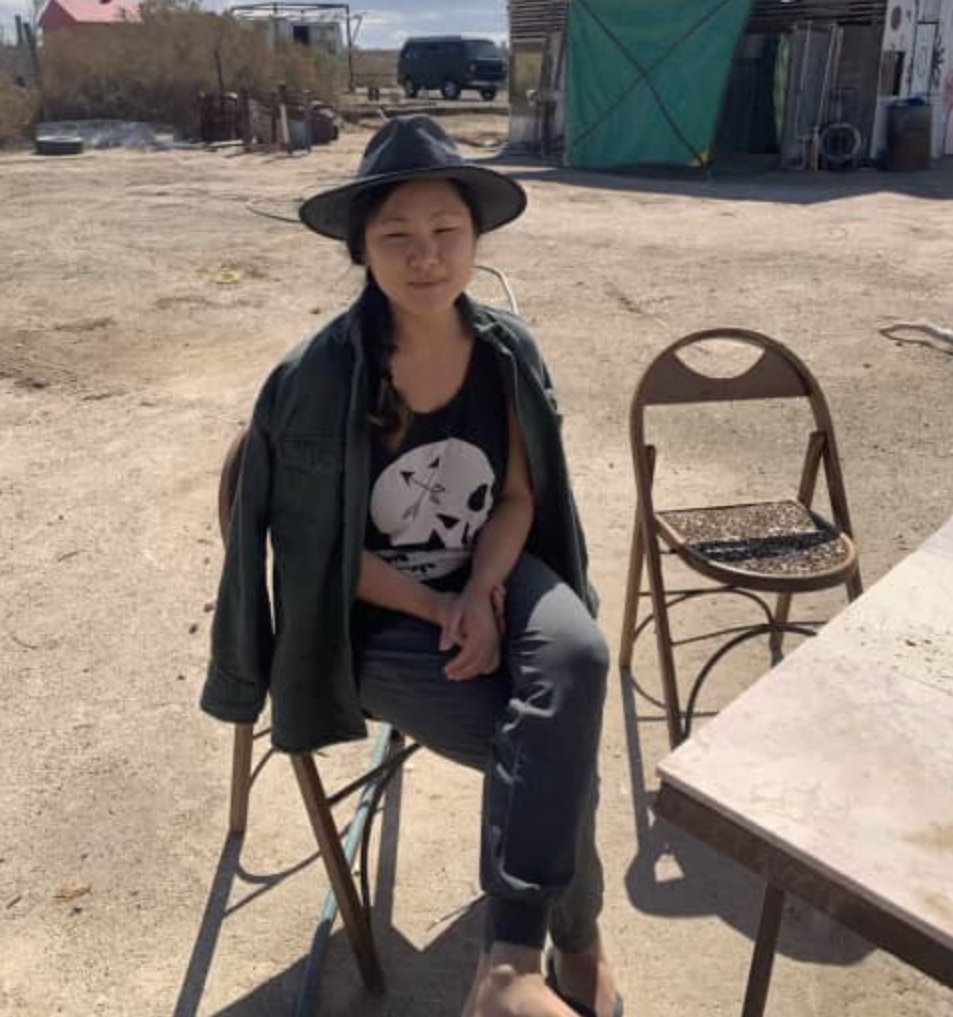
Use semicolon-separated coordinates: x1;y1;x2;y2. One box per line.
245;197;305;223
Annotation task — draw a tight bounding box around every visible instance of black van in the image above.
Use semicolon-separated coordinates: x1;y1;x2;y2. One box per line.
397;36;506;101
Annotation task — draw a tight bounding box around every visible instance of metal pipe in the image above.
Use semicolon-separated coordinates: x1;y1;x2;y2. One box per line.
345;5;355;93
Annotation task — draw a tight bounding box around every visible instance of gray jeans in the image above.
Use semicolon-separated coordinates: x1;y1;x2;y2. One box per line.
357;553;609;952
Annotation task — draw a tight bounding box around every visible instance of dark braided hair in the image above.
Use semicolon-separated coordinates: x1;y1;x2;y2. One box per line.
345;179;483;436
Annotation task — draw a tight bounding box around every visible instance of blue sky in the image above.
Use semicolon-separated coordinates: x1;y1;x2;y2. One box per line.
1;1;508;47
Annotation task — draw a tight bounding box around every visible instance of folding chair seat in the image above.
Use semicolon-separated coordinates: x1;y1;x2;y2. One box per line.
619;328;863;749
656;500;855;588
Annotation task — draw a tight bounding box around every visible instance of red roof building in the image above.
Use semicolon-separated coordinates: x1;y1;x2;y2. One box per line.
38;0;142;33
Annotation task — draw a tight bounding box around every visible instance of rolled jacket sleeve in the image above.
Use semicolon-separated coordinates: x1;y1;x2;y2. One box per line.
201;414;275;724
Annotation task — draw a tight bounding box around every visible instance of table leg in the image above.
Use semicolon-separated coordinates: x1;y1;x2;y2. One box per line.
742;884;785;1017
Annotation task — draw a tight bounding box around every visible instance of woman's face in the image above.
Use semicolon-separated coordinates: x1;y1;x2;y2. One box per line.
362;178;477;320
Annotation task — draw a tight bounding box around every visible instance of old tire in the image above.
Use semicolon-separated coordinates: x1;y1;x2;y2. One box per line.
403;78;418;99
441;78;461;101
480;88;497;102
35;136;84;156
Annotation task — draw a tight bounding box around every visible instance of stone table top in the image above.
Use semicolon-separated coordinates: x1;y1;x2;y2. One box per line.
657;515;953;953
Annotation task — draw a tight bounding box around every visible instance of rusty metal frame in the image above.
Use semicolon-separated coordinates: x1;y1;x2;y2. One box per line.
619;329;864;749
624;581;821;736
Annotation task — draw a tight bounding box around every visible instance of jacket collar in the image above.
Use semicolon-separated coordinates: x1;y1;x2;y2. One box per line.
461;292;499;340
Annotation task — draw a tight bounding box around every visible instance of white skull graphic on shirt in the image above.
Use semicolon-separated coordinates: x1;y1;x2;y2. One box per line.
370;438;496;580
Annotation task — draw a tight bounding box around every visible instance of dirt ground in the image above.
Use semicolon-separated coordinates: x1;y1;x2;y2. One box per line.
1;113;952;1017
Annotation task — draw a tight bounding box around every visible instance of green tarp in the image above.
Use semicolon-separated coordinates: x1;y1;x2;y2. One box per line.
565;0;754;169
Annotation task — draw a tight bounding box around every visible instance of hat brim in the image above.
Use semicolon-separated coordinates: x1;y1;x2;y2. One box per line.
298;164;527;240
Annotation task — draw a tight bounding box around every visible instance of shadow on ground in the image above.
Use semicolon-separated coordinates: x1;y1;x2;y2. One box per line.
619;664;872;971
478;153;953;207
173;760;482;1017
173;662;874;1017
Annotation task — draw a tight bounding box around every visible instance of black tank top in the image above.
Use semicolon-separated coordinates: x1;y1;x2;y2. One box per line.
355;338;509;634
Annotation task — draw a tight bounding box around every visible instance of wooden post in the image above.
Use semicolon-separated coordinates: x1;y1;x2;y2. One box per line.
238;88;251;151
303;88;312;152
20;20;44;115
277;82;291;154
345;8;355;93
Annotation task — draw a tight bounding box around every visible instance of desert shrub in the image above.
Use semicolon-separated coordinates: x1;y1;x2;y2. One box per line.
0;36;33;81
0;73;39;146
40;0;347;137
351;47;397;88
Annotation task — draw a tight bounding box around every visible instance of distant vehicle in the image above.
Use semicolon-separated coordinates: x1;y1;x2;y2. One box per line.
397;36;506;102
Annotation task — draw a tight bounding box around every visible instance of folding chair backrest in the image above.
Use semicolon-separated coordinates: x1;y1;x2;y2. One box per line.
631;327;838;446
635;326;820;402
217;429;248;547
630;327;853;537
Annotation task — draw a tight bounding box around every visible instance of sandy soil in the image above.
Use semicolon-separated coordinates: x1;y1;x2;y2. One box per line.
1;114;952;1017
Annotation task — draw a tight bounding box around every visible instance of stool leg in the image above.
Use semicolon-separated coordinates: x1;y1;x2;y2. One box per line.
742;884;785;1017
291;754;385;994
229;723;254;834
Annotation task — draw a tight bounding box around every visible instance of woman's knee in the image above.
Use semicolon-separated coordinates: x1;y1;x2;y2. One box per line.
518;612;609;725
559;621;610;705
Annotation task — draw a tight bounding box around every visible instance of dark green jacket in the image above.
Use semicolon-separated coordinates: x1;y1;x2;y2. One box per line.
201;297;596;753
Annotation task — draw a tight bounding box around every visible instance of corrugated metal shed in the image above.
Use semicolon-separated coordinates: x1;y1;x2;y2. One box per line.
749;0;887;30
509;0;567;44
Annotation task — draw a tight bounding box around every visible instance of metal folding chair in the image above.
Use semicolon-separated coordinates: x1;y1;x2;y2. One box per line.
619;328;863;749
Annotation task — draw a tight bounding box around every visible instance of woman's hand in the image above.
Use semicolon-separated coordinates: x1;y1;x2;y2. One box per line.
437;584;505;681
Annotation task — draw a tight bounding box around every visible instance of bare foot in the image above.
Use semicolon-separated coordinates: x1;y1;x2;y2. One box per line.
551;935;620;1017
462;943;580;1017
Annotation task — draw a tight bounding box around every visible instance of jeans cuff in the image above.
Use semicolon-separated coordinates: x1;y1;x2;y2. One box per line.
484;898;550;950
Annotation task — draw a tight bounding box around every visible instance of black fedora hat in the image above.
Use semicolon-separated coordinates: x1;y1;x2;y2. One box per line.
298;115;527;240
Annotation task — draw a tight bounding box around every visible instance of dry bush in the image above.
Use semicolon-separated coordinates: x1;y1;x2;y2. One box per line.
0;37;33;81
0;74;39;146
40;0;347;137
351;47;397;87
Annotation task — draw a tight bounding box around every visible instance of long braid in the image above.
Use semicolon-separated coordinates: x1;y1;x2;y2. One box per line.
358;275;406;435
346;184;409;437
